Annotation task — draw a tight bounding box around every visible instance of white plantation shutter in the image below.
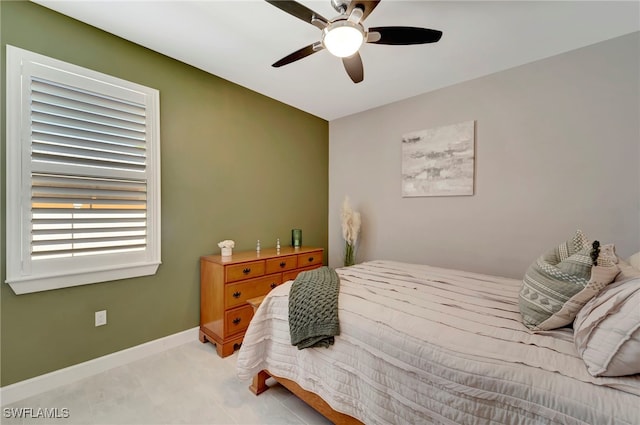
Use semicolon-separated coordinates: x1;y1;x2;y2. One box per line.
30;77;148;259
6;46;161;294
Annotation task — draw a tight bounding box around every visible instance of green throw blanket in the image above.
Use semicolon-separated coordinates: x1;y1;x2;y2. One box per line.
289;267;340;349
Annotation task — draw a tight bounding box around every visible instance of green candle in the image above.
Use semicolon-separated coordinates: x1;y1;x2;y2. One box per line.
291;229;302;247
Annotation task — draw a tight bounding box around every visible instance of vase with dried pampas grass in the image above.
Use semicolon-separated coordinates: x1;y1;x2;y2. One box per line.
341;196;361;267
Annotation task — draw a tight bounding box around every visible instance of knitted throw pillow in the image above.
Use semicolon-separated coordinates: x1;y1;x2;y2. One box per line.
519;230;619;331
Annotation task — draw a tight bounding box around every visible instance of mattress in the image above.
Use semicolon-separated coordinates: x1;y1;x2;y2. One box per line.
236;260;640;424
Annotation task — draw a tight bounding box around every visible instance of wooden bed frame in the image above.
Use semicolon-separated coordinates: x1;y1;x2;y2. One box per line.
250;370;363;425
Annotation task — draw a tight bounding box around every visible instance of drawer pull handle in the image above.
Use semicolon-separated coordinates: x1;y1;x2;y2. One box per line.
232;317;241;325
270;283;277;289
279;262;286;268
233;291;241;298
308;257;314;262
242;268;251;274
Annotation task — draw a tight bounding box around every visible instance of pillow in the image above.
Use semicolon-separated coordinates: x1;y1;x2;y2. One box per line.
519;230;620;331
615;258;640;282
574;277;640;377
628;251;640;270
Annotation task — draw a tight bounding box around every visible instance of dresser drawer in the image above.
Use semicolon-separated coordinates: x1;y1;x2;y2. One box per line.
224;305;254;337
224;274;282;309
265;255;298;274
297;251;323;268
226;260;265;283
283;264;322;282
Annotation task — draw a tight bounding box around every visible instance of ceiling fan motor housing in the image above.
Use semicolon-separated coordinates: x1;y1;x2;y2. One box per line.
331;0;349;14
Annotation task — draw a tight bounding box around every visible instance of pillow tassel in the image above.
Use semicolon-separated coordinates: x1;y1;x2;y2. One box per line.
590;241;601;266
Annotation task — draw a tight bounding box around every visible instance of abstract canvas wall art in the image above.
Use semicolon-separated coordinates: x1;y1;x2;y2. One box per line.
401;120;475;197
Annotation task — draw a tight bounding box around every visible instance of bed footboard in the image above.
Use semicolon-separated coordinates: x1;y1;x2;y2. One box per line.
249;370;363;425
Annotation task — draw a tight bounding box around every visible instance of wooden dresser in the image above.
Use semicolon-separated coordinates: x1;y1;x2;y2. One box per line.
199;246;324;357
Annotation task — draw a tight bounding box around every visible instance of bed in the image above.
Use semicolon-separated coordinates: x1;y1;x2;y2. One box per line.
236;260;640;424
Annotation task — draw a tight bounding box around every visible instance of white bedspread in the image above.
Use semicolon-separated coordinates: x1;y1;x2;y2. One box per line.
236;261;640;425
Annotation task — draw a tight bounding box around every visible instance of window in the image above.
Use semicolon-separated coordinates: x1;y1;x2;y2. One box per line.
6;45;161;294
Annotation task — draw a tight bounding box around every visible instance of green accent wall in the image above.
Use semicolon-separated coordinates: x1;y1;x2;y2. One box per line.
0;0;328;386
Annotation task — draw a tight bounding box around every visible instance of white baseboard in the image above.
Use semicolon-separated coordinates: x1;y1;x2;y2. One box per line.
0;327;199;406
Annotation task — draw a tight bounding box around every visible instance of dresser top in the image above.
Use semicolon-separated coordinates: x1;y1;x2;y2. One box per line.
201;246;323;265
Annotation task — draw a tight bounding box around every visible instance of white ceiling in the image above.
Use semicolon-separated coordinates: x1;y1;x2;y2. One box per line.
34;1;640;121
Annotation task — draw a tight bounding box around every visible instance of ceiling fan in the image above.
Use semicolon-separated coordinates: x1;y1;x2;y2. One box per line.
265;0;443;83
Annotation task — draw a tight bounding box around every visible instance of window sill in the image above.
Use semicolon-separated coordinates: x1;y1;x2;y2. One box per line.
6;262;161;295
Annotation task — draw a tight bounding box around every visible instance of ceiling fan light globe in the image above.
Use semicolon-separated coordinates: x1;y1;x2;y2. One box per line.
322;22;365;58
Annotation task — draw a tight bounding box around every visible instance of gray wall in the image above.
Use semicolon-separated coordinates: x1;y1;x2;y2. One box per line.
329;32;640;278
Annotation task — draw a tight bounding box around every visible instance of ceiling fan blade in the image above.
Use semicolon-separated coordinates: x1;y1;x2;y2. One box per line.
342;53;364;83
265;1;328;28
272;43;323;67
346;0;381;22
367;26;443;45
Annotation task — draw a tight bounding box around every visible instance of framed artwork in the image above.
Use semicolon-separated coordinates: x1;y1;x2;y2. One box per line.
401;120;475;197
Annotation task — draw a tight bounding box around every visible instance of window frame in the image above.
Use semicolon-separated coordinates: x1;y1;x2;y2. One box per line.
6;45;161;295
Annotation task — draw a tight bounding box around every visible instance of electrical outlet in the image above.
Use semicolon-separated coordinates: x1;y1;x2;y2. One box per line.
95;310;107;327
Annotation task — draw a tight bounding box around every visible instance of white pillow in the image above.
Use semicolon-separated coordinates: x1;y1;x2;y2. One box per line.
615;259;640;282
574;277;640;377
628;251;640;270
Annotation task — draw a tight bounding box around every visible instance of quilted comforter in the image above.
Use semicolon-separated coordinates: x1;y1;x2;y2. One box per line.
236;261;640;424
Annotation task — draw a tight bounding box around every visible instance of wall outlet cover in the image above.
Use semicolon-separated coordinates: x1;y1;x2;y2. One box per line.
95;310;107;327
